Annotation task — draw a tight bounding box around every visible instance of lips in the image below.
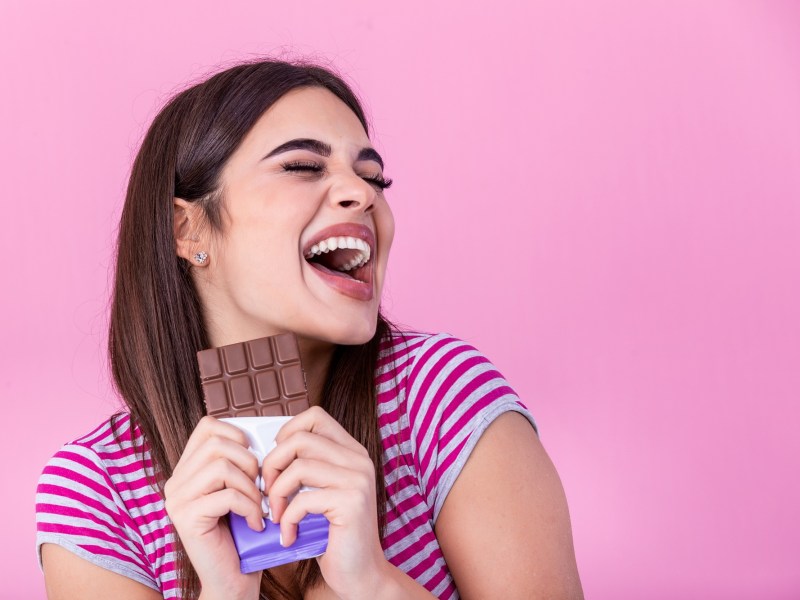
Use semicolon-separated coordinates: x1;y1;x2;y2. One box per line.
302;223;375;301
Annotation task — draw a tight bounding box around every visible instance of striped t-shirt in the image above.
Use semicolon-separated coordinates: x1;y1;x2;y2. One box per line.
36;332;536;599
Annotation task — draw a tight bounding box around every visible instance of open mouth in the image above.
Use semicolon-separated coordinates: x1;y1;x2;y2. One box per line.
302;224;376;301
304;235;371;284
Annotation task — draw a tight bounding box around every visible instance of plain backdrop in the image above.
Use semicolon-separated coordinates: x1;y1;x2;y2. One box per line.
1;1;798;598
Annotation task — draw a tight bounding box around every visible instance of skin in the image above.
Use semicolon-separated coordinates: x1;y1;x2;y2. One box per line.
42;87;584;599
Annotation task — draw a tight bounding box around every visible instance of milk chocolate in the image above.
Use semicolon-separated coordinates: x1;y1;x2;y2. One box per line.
197;333;309;418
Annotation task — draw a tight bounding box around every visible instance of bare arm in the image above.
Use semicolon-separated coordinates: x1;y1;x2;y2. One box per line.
435;412;584;599
41;417;264;600
41;544;163;600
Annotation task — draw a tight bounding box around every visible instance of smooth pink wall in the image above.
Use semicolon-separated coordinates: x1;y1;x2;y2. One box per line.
2;1;798;598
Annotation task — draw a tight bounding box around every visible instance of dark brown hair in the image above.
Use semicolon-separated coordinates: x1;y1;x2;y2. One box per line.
108;59;389;599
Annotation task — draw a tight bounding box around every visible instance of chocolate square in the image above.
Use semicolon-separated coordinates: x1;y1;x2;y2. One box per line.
197;333;310;418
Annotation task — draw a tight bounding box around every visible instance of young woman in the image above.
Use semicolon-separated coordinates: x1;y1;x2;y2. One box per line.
36;60;583;599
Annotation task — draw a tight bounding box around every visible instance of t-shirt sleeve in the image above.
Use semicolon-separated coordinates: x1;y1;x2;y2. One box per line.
35;442;159;591
404;334;538;522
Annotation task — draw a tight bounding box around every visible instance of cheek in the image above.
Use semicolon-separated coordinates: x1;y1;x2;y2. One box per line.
218;225;298;284
377;204;395;255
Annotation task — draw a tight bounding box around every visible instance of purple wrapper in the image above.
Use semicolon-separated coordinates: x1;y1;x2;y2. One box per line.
229;511;330;573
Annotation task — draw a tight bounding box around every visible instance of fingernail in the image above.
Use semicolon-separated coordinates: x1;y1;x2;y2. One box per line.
261;518;267;530
279;532;286;547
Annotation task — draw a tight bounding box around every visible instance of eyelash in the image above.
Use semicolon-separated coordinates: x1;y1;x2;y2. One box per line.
281;160;393;191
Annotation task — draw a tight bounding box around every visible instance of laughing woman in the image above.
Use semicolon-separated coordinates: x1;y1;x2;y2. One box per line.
35;60;583;600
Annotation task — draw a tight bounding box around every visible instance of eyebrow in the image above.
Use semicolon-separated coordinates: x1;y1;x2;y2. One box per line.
357;147;384;170
263;138;384;169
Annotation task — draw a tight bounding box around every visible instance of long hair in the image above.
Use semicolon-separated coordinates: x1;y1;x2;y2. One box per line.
108;59;390;599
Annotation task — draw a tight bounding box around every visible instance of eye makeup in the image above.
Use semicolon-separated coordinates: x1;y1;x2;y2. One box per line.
280;160;392;190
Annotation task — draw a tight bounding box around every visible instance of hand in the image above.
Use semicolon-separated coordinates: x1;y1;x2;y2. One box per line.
163;416;264;600
262;406;389;599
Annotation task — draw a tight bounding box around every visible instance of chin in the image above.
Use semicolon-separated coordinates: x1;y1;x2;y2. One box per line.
317;313;378;346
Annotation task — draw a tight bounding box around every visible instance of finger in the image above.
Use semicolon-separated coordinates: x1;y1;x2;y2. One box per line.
274;407;366;455
177;434;260;484
278;488;354;547
176;416;251;469
175;457;263;509
187;488;266;533
268;459;372;522
270;459;365;498
261;431;372;491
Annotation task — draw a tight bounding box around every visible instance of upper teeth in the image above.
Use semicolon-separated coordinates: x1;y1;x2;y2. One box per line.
305;236;372;271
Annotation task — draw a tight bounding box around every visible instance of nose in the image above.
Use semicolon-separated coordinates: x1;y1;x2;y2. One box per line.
328;172;376;214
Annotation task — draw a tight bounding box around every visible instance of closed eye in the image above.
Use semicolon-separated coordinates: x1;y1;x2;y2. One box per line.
281;160;323;173
362;174;393;190
281;160;392;191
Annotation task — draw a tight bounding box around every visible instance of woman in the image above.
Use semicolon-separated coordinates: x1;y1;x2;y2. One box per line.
36;59;583;599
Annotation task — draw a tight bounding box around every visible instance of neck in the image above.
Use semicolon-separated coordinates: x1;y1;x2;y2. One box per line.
296;336;335;406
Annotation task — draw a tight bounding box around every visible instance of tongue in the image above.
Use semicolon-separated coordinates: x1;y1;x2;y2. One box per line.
307;247;363;276
310;261;356;280
320;248;360;271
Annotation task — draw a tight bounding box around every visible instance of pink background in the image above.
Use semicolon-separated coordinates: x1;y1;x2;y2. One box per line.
2;1;798;598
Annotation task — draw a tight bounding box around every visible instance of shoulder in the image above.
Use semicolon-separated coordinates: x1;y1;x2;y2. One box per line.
380;330;508;381
378;331;537;517
377;329;435;371
36;412;162;591
377;330;495;386
36;412;149;526
40;413;139;480
381;330;535;429
379;329;473;358
40;412;145;484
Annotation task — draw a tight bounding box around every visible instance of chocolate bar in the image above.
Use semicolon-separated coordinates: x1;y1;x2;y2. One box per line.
197;333;309;418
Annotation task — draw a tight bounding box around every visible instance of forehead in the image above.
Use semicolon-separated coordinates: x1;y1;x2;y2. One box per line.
241;86;370;155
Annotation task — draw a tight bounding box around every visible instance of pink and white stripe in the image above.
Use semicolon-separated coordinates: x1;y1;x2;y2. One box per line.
376;332;535;599
36;331;535;599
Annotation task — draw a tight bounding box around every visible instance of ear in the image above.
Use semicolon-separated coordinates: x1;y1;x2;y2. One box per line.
173;198;209;266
